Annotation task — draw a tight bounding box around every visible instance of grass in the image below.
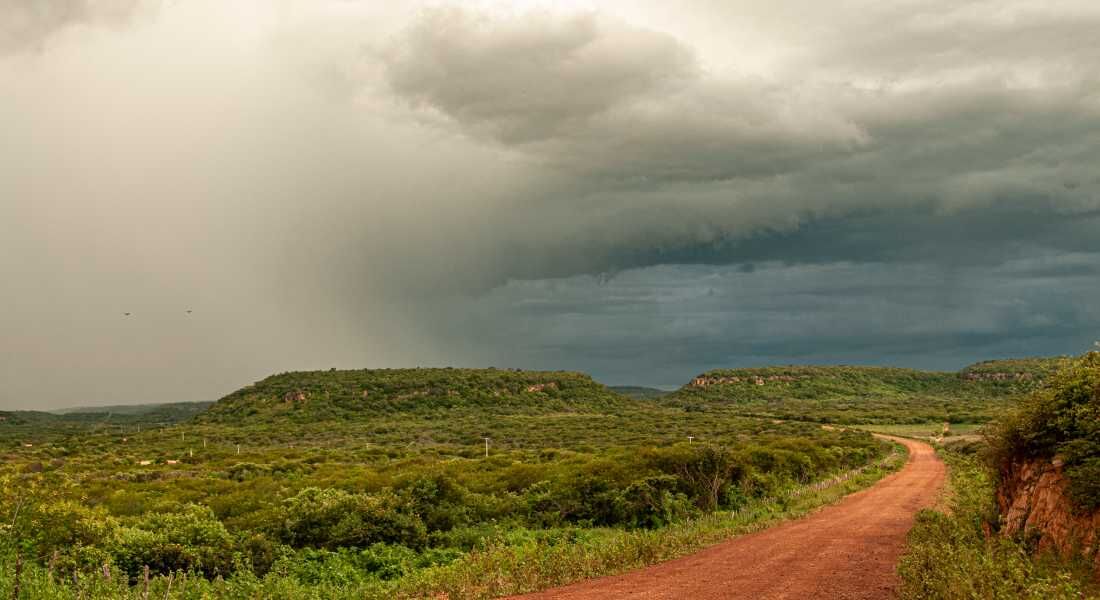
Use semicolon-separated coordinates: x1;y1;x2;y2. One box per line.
852;422;985;440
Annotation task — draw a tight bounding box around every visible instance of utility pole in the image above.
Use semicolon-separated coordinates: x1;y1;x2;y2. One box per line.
483;437;490;458
687;435;695;444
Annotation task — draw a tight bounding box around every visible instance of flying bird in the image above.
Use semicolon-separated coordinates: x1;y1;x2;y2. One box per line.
123;312;131;316
186;310;192;314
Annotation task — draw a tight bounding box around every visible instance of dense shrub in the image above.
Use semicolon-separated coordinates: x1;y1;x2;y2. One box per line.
616;475;695;529
988;351;1100;510
278;488;427;550
647;444;745;511
111;505;236;578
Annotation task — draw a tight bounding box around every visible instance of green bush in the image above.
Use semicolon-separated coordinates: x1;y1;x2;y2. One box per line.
278;487;427;550
616;475;694;529
111;505;236;578
988;351;1100;511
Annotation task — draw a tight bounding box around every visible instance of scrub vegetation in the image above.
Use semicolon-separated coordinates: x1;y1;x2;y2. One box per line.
0;368;896;599
0;359;1070;598
671;360;1066;424
898;351;1100;599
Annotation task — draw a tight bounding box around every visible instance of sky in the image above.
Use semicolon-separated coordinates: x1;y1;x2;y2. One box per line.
2;0;1099;409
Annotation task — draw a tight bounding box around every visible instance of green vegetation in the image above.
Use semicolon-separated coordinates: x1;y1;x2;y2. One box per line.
851;422;984;440
898;351;1100;599
960;356;1072;380
898;446;1096;599
0;402;211;446
988;351;1100;510
670;361;1065;425
0;367;895;599
609;386;669;400
198;368;629;424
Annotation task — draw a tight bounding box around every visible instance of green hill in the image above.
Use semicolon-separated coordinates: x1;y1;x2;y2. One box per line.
959;356;1071;381
53;401;213;418
669;360;1067;424
609;386;669;400
198;368;629;424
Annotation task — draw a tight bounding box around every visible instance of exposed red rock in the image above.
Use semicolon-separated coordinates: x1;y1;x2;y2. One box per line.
997;457;1100;570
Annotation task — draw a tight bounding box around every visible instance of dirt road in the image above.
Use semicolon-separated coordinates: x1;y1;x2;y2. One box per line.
511;436;944;600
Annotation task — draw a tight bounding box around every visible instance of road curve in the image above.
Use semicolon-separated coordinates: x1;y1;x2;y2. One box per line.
509;436;944;600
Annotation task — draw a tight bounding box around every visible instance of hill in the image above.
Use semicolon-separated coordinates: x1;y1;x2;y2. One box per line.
53;401;213;418
198;368;630;424
669;359;1068;424
609;386;669;400
0;402;212;444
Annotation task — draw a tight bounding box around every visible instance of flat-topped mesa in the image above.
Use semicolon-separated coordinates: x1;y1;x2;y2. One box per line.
198;367;626;424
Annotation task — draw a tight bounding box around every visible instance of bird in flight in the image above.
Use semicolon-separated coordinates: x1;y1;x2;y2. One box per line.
186;310;192;314
123;312;131;316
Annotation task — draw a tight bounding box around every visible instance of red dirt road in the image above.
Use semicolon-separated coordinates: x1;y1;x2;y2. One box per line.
511;436;944;600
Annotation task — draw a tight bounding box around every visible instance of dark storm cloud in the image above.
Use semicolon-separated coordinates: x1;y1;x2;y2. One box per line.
2;0;1099;408
456;257;1100;387
384;8;868;182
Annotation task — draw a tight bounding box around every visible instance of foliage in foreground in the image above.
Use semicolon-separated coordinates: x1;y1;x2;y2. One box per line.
897;447;1096;600
0;450;903;599
0;365;894;600
988;351;1100;511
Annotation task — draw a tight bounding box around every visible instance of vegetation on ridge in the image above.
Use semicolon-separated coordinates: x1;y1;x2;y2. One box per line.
898;351;1100;599
670;360;1066;424
198;368;629;424
0;366;893;599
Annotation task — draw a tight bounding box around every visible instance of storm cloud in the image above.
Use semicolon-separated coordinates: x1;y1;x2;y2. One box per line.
1;0;1098;409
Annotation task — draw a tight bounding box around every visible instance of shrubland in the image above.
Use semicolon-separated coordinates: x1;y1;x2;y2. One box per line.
670;360;1066;424
898;351;1100;599
0;367;896;598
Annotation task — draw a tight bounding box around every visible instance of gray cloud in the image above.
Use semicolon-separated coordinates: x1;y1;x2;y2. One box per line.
2;0;1099;408
0;0;141;54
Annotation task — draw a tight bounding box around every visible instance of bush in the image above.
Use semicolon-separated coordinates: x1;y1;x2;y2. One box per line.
988;351;1100;511
111;505;236;578
616;475;695;529
278;487;427;550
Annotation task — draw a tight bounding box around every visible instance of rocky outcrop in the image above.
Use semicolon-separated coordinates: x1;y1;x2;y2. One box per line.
997;457;1100;570
283;390;308;403
962;371;1035;382
690;375;805;387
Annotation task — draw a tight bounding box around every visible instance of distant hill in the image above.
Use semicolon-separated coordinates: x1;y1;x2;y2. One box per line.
959;356;1071;381
669;360;1069;424
197;368;629;424
609;386;670;400
1;401;213;442
52;401;213;417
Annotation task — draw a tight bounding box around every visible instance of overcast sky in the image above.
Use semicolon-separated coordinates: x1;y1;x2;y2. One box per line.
2;0;1099;409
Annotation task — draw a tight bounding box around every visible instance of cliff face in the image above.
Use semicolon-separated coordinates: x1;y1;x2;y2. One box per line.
997;457;1100;569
